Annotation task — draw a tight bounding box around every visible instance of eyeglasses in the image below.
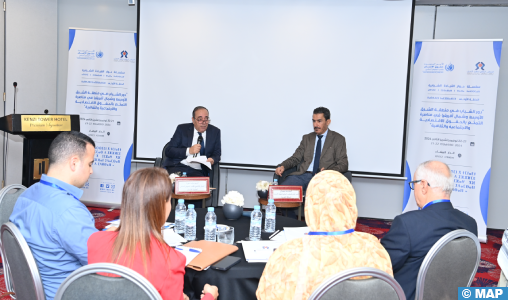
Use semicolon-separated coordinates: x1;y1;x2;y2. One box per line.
194;118;210;124
408;180;431;190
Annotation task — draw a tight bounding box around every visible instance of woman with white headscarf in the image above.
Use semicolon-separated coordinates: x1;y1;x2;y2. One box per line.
256;170;393;300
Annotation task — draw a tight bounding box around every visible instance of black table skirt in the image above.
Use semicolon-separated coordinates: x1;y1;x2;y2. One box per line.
167;207;305;300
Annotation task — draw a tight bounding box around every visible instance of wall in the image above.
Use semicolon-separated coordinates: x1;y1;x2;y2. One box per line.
3;3;508;229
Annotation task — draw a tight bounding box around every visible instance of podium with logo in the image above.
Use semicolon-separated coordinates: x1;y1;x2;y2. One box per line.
0;114;80;187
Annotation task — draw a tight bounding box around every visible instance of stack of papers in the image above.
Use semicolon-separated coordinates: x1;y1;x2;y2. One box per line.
175;246;203;266
163;229;187;247
242;241;285;263
186;155;211;169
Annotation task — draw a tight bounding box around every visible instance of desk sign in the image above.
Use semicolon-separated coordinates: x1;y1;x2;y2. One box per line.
175;177;210;194
21;115;72;132
269;186;303;202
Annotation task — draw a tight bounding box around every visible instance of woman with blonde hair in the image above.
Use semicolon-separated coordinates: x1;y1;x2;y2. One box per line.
256;170;393;300
88;167;218;300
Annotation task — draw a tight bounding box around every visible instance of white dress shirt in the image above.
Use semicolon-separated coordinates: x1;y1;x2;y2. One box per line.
180;128;206;170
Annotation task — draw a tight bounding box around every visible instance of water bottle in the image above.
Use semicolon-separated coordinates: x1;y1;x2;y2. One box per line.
204;207;217;241
273;179;278;186
264;199;276;233
185;204;197;241
249;205;262;241
175;199;186;234
182;172;187;177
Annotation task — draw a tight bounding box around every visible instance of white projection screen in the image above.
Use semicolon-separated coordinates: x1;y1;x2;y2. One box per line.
135;0;414;176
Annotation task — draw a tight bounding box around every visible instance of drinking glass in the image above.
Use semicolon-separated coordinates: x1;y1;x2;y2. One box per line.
217;226;234;244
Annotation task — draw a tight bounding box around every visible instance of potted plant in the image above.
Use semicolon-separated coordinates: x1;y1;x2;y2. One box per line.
256;180;270;199
221;191;245;220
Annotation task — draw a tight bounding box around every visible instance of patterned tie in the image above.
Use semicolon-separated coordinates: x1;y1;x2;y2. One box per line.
198;132;205;156
312;135;323;175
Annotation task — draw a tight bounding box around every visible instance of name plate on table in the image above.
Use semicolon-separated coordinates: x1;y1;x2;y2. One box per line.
21;115;72;132
175;177;210;194
269;186;303;202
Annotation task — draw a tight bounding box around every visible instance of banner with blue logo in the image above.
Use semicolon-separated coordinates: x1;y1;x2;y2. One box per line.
65;28;136;205
403;39;503;242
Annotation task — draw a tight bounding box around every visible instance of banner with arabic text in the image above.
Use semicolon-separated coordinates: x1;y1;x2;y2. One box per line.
65;28;137;205
403;39;503;242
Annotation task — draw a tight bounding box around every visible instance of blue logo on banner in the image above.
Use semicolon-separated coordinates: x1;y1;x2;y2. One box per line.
96;51;103;58
459;287;508;299
475;62;486;70
445;63;454;71
121;50;128;58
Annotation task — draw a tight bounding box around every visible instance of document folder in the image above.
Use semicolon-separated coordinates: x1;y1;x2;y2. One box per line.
184;240;238;271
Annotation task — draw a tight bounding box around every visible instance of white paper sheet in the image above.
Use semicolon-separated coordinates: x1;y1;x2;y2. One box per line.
283;227;310;241
175;246;203;266
242;241;285;263
163;228;187;247
186;155;212;169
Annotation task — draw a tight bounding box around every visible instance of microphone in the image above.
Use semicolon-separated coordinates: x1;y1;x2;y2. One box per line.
194;136;203;158
13;82;17;114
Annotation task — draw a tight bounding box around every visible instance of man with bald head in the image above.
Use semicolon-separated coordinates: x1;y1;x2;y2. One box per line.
381;160;477;300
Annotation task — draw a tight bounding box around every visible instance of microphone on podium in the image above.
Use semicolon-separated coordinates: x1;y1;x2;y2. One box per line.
194;136;203;158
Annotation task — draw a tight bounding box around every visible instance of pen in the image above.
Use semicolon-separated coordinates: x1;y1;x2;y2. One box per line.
176;247;201;253
269;230;280;240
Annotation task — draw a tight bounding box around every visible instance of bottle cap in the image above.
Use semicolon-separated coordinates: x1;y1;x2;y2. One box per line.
207;207;214;212
254;205;261;210
274;179;278;182
178;199;184;204
183;172;187;175
268;199;274;203
188;204;194;209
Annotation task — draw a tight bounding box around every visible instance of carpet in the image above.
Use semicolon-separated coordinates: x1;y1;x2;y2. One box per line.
0;208;502;295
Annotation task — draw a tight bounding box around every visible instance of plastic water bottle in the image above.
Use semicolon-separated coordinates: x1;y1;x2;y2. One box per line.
273;179;278;185
175;199;186;234
204;207;217;241
182;172;187;177
249;205;262;241
264;199;276;233
185;204;197;241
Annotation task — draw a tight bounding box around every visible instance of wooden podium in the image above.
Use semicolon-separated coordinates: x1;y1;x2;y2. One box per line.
0;114;80;187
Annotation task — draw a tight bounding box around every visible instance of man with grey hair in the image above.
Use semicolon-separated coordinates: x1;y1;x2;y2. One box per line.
9;131;112;300
381;160;477;300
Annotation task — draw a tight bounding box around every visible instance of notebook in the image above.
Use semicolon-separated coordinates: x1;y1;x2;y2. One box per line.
184;240;238;271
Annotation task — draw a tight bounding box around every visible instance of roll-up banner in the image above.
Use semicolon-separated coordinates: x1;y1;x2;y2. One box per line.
65;28;137;205
403;39;503;243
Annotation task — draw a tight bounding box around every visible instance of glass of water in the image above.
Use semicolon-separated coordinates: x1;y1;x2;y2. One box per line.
217;226;234;245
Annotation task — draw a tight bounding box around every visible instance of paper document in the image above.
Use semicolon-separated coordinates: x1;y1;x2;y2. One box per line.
283;227;310;241
242;241;285;263
163;228;187;247
175;246;203;266
186;155;211;169
270;231;287;242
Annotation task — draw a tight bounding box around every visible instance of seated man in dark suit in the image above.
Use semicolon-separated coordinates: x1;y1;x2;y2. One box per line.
275;107;348;192
162;106;221;207
381;160;478;300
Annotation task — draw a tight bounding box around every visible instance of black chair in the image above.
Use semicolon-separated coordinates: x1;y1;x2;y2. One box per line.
54;263;162;300
415;229;480;300
308;267;406;300
1;222;46;300
155;142;220;207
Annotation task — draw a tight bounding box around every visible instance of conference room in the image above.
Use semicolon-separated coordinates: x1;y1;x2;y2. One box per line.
0;0;507;299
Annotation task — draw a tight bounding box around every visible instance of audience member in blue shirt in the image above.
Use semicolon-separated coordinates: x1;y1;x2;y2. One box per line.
10;131;99;300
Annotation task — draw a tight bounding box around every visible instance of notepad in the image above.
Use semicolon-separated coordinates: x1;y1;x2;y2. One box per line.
242;241;285;263
163;228;187;247
175;246;203;266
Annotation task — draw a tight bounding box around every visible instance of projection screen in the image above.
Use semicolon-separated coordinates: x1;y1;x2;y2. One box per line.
135;0;414;177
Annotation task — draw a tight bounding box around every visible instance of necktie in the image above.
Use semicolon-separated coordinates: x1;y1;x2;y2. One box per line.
312;135;323;175
198;132;205;156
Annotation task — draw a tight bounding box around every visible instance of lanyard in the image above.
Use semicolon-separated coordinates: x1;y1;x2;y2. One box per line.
39;180;80;201
422;199;451;210
308;229;355;236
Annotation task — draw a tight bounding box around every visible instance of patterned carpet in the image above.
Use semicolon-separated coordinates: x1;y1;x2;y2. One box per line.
0;208;502;295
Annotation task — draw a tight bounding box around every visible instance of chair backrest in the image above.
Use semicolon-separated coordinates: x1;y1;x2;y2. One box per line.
209;162;220;206
0;184;27;226
415;229;480;300
1;222;46;300
54;263;162;300
161;141;171;162
308;267;406;300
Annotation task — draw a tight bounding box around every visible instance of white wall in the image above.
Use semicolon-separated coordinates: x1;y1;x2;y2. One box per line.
3;3;508;229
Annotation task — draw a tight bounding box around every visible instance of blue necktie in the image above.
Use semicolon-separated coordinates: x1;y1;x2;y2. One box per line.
198;132;205;156
313;135;323;175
